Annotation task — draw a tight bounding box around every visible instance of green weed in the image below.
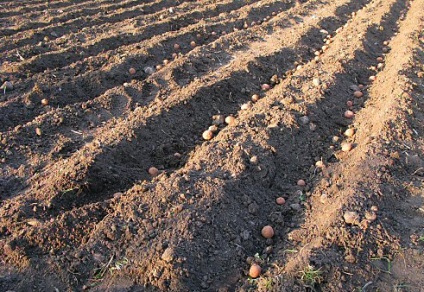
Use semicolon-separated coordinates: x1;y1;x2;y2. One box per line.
299;265;323;285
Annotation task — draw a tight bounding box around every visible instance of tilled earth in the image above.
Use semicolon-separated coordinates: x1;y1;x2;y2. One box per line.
1;0;424;291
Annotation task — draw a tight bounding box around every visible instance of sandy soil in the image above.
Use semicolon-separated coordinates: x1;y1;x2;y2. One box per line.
1;0;423;291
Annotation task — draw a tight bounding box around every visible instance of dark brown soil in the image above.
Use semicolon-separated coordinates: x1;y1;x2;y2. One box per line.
1;0;423;291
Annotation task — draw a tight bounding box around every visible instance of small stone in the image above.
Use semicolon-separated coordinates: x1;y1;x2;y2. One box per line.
360;219;369;229
248;202;259;215
250;156;258;165
299;116;310;125
270;74;279;85
312;78;321;87
212;115;225;126
240;230;250;241
365;211;377;221
315;160;324;168
265;246;273;254
161;248;174;262
341;143;353;152
208;125;218;132
290;203;301;211
144;66;154;74
225;116;236;126
344;128;355;137
241;103;251;110
343;211;359;224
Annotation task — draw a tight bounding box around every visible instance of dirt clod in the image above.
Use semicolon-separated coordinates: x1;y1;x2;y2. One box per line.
343;211;360;224
161;248;174;263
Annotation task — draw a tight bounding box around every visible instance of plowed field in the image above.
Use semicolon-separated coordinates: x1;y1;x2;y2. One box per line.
1;0;424;291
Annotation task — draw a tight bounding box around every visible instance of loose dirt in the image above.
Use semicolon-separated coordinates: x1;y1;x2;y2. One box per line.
1;0;423;291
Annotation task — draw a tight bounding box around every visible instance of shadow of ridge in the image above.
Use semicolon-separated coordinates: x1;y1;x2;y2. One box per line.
0;263;68;292
0;174;26;202
245;0;294;20
335;0;370;17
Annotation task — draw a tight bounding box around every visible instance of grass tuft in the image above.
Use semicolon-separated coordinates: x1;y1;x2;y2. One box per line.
299;265;323;286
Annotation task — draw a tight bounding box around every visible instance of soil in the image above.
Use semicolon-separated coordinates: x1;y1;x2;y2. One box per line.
1;0;423;291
